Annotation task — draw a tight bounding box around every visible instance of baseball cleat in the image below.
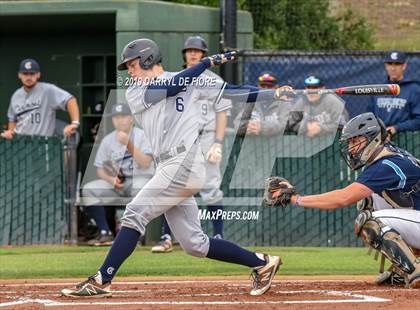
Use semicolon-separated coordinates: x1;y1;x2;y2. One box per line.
87;233;113;246
151;238;173;253
61;275;111;297
409;273;420;289
250;254;281;296
375;271;405;286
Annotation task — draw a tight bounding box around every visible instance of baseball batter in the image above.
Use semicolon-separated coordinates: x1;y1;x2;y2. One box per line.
152;36;229;252
2;58;80;139
264;112;420;289
62;38;287;298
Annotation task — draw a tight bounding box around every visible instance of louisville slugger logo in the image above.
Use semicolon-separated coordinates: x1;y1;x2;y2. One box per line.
353;87;385;94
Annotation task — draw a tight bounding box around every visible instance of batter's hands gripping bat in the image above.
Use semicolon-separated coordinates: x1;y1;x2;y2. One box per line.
275;84;400;98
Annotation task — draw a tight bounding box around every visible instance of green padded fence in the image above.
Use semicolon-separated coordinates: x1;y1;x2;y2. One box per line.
200;131;420;247
0;136;66;246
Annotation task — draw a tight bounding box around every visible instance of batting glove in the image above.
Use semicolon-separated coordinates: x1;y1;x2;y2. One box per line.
206;143;223;164
207;51;237;67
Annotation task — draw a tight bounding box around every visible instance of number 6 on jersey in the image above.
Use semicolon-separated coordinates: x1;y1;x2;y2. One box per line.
175;97;184;112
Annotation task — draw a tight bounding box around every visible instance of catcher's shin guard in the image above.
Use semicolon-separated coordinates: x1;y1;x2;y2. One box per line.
355;211;420;287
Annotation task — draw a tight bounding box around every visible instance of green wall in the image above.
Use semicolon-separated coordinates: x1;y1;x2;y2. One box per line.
0;0;253;125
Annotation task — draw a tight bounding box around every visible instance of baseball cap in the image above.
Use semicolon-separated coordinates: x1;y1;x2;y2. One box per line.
19;59;40;73
384;50;407;64
258;71;278;85
111;103;132;116
304;75;324;87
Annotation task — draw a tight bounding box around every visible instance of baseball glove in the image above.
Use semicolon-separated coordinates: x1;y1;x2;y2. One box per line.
262;176;297;208
103;160;125;183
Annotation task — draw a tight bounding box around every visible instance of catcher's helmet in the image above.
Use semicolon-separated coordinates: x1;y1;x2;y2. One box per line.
258;71;278;86
117;38;161;71
339;112;387;170
182;36;208;54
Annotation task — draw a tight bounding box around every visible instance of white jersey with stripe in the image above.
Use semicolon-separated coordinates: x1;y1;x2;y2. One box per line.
126;71;225;157
8;82;72;136
198;70;232;132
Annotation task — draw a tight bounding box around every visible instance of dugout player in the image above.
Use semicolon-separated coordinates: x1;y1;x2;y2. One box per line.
1;59;80;139
368;50;420;136
82;103;154;246
233;71;293;136
289;75;348;137
264;112;420;289
151;36;229;253
62;38;288;298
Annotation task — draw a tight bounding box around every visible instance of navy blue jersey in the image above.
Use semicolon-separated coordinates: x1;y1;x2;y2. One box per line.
368;79;420;132
356;150;420;211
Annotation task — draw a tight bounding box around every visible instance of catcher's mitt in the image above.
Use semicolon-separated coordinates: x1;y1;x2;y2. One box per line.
262;176;297;208
103;160;126;183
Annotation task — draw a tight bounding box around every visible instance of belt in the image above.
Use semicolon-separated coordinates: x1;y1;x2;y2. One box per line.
155;145;186;164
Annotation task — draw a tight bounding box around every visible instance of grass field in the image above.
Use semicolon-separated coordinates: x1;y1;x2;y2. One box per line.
0;246;387;279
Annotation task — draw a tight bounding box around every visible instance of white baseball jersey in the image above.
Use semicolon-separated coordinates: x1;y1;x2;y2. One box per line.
7;82;73;136
198;70;232;132
94;127;154;178
126;72;225;157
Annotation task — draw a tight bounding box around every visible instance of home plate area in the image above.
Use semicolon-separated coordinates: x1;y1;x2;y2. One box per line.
0;279;419;309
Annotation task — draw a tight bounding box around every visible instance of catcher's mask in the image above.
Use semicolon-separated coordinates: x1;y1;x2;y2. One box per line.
339;112;387;170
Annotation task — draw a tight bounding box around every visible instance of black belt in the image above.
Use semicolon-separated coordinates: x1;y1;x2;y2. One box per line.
155;145;186;164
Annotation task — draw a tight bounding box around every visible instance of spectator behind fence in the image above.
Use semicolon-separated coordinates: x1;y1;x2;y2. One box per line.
289;75;348;137
368;50;420;137
233;71;292;136
82;103;154;246
1;58;80;139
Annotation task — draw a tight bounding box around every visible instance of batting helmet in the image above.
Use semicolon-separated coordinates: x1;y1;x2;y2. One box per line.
117;38;162;71
339;112;387;170
182;36;208;54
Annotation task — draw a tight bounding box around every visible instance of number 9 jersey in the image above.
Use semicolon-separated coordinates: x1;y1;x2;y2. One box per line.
198;70;232;132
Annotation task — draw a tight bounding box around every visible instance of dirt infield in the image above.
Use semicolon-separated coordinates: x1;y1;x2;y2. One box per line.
0;276;419;309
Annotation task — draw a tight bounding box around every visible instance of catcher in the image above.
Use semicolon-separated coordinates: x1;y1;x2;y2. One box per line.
263;112;420;288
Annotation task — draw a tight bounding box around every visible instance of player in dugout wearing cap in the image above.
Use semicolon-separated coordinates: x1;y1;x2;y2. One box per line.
2;58;80;139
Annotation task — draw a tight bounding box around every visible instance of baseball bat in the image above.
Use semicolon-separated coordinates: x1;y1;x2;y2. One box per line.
278;84;400;97
224;84;400;100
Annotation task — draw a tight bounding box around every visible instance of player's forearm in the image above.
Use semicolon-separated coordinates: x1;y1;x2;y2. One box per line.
215;111;228;141
319;121;339;134
260;122;281;136
393;117;420;132
8;122;16;131
290;183;372;209
290;191;350;209
127;142;153;168
97;168;114;184
66;98;80;122
223;84;276;103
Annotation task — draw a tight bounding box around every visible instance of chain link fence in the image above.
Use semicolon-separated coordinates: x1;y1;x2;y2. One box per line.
202;51;420;247
237;51;420;118
199;131;420;247
0;136;66;245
